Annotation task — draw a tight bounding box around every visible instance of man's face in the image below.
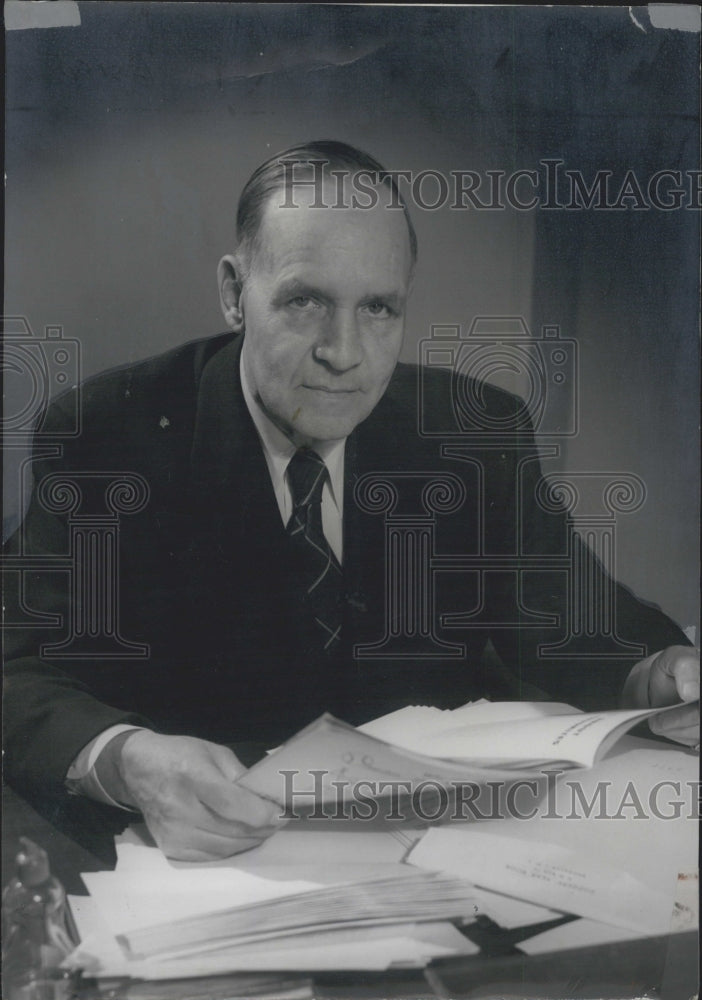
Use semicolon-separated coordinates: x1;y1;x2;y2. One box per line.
238;183;413;447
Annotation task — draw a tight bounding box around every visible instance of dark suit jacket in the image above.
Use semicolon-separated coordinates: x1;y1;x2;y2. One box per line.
4;332;688;807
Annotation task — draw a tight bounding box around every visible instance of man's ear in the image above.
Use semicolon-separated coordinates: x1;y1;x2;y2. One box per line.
217;255;245;332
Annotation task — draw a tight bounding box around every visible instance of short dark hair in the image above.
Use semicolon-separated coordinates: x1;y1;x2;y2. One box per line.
234;140;418;276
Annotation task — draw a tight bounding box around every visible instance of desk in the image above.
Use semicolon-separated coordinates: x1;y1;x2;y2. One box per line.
2;780;698;1000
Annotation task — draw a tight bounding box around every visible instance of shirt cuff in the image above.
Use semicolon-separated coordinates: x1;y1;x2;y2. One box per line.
65;724;145;810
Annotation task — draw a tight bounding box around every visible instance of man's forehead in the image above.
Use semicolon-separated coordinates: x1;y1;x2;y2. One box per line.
261;176;408;243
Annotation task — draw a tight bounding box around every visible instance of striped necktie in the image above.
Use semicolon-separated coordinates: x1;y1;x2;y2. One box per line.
286;447;343;652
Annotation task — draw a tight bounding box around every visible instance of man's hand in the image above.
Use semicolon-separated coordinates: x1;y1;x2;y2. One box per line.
115;731;285;861
622;645;700;747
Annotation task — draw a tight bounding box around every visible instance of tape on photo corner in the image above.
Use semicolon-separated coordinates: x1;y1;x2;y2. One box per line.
5;1;81;31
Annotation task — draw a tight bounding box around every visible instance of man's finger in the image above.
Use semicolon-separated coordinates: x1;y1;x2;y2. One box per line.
141;795;280;858
652;646;699;682
159;827;269;861
648;647;700;705
192;800;282;839
207;743;248;782
677;670;700;703
667;650;700;701
198;776;283;827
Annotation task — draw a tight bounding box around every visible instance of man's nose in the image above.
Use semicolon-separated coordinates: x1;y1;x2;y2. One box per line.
314;309;363;372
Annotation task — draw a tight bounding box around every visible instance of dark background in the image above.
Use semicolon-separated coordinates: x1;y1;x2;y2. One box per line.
4;3;700;637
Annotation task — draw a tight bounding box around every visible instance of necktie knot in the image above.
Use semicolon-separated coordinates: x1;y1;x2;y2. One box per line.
287;448;327;510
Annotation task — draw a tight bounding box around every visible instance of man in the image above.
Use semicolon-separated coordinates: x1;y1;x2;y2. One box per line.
3;141;699;862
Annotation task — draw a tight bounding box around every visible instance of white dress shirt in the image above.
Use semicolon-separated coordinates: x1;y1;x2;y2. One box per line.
239;353;346;564
65;352;347;806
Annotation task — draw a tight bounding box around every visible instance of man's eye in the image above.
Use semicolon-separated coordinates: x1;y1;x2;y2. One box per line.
288;296;315;309
364;302;394;318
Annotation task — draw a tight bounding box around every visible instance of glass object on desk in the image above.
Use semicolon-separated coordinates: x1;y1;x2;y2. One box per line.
2;837;77;1000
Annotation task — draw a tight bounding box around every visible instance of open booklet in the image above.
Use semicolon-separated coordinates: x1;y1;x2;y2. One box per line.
237;699;683;805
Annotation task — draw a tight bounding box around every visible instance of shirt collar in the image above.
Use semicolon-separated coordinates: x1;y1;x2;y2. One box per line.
240;352;346;511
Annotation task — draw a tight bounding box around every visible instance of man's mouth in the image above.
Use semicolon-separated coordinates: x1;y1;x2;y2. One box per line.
302;385;360;394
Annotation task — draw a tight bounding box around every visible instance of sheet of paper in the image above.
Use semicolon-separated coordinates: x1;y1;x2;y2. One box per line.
361;701;682;768
238;714;522;805
81;867;325;935
506;740;699;896
114;823;416;871
359;701;574;743
407;827;671;934
115;820;423;872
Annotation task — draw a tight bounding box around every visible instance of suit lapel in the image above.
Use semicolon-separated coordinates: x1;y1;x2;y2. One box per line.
341;380;409;653
189;334;283;542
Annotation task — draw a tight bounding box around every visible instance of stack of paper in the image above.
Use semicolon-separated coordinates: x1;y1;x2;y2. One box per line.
64;704;696;985
65;824;479;980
